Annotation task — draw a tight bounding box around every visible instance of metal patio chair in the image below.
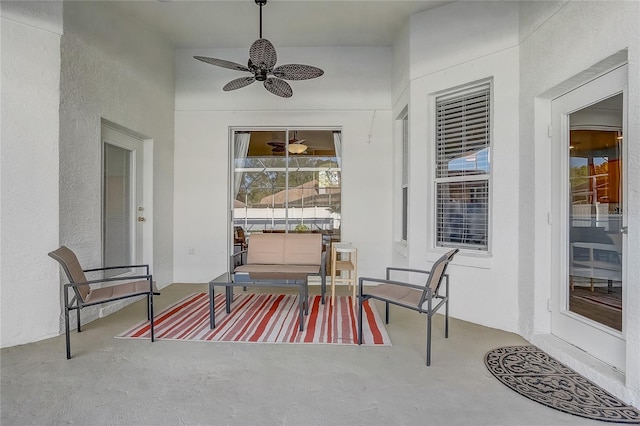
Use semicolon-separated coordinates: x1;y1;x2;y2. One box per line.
49;246;158;359
357;248;459;366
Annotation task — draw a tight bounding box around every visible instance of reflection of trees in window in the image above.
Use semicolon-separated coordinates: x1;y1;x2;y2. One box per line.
236;157;339;207
233;130;341;232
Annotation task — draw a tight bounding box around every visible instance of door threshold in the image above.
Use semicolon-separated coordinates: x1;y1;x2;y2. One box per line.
530;333;628;402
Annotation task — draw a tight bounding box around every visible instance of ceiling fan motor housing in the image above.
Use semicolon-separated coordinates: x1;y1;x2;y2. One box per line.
248;60;269;81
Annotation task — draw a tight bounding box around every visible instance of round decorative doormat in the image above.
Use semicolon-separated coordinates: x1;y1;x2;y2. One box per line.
485;346;640;424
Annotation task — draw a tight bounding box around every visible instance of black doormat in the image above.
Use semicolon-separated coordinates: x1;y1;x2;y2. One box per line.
485;346;640;424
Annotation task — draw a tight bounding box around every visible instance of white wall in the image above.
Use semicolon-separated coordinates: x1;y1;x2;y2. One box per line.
391;18;410;105
1;1;63;347
406;1;521;333
57;2;175;323
519;0;640;406
174;47;393;282
409;1;519;81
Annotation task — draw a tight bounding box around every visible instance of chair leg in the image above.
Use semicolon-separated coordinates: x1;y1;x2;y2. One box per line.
357;296;363;344
426;313;432;366
385;302;390;324
445;298;449;339
149;292;155;343
76;308;81;332
65;307;71;360
330;246;337;306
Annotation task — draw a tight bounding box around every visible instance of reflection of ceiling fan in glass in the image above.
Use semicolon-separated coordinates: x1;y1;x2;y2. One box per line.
268;131;307;154
193;0;324;98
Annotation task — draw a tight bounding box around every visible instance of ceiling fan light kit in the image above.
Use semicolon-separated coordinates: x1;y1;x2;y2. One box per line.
288;143;307;154
267;131;308;154
194;0;324;98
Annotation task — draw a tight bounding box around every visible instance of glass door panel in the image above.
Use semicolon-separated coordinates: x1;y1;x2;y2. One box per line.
232;129;341;250
104;143;133;268
568;97;623;331
286;130;340;236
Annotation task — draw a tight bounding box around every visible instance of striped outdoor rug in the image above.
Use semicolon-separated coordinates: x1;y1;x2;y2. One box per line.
117;292;391;345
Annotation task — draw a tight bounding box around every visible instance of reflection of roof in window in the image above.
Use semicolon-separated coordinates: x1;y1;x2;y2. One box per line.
254;180;341;207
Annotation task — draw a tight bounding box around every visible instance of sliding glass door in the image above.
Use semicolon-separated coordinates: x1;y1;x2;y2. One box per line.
231;129;341;252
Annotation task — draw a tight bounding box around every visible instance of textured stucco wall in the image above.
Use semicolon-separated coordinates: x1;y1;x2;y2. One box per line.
1;1;62;347
519;0;639;405
406;1;521;333
59;2;175;324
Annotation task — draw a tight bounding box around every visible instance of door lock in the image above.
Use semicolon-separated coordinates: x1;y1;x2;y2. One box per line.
137;217;145;222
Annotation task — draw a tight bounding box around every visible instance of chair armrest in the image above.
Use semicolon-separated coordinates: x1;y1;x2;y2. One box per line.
84;264;149;274
385;267;430;280
230;250;248;270
231;250;247;258
359;276;427;292
65;274;153;288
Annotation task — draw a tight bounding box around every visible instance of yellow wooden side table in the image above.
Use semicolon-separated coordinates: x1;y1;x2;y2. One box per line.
330;242;357;306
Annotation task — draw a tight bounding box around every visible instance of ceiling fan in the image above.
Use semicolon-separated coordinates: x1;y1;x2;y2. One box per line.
267;131;307;154
193;0;324;98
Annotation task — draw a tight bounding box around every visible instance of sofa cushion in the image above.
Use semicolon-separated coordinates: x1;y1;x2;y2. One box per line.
235;264;320;280
245;233;322;266
282;233;322;265
246;233;286;264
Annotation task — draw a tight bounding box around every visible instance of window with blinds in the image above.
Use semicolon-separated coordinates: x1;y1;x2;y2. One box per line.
435;81;491;251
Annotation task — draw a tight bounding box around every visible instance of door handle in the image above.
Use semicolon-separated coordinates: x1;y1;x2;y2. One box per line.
137;217;145;222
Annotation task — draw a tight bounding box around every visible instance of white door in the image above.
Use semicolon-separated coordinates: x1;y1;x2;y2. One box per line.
550;65;627;371
102;125;145;269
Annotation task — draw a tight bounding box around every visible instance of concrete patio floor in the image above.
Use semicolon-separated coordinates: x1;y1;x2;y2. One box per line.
1;283;606;425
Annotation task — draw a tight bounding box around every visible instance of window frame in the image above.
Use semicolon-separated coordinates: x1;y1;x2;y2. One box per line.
401;110;409;243
433;80;492;252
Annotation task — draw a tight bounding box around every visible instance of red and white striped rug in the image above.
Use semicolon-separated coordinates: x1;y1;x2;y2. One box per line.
117;292;391;345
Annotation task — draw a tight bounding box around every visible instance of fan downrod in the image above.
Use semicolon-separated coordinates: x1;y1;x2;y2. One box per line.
255;0;267;39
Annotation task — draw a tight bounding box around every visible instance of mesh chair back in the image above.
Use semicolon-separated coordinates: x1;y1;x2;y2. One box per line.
48;246;90;301
419;248;459;306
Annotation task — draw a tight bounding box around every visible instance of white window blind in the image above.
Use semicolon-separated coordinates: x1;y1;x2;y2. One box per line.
435;81;491;250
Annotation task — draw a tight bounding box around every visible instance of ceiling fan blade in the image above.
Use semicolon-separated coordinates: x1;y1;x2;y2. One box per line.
249;39;277;69
223;77;256;91
272;64;324;81
263;77;292;98
194;56;250;72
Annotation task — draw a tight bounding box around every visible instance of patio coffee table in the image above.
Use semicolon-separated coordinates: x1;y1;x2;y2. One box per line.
208;272;309;331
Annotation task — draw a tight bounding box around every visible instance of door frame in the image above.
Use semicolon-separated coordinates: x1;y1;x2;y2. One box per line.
228;126;342;267
101;122;154;268
549;64;628;371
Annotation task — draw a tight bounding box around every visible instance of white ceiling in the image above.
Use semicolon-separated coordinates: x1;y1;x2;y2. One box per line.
107;0;454;48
